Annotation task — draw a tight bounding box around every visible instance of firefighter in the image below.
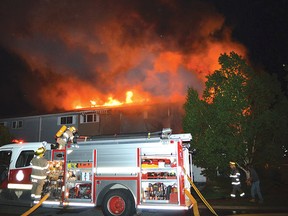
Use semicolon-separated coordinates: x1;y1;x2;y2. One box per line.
55;126;79;149
30;146;49;201
229;161;245;198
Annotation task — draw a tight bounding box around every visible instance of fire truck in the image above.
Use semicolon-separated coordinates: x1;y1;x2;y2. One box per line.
0;128;193;216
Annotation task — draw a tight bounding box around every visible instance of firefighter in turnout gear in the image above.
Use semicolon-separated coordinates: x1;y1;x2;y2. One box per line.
55;126;78;149
229;161;245;198
30;146;49;201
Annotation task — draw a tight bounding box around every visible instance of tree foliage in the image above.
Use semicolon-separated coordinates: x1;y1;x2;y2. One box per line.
183;52;288;179
0;125;13;147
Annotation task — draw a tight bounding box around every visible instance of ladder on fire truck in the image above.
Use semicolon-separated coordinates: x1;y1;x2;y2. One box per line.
183;168;218;216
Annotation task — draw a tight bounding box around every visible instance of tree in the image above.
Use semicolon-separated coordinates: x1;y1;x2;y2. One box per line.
0;125;13;147
244;71;288;166
183;52;288;179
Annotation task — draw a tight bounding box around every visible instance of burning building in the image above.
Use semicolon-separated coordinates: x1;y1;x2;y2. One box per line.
0;0;246;119
0;102;184;143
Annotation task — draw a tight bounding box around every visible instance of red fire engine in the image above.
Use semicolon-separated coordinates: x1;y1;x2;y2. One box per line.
0;128;193;216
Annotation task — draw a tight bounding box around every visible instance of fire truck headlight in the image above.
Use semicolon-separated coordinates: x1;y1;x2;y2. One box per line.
16;170;24;181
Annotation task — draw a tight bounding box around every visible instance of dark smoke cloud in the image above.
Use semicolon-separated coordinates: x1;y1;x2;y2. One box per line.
0;0;246;116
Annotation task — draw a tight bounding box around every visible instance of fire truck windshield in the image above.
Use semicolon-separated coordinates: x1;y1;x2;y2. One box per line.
0;150;11;166
0;150;12;185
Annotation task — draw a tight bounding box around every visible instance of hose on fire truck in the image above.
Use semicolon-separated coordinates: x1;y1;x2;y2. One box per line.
21;193;50;216
183;168;218;216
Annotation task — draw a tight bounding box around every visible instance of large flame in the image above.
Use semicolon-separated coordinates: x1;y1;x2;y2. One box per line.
83;91;139;108
74;90;149;109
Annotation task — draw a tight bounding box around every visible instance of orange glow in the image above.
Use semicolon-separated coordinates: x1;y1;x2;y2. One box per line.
74;90;148;109
12;139;24;144
103;97;123;106
242;106;251;116
205;87;216;104
90;100;97;107
125;91;133;104
10;2;248;112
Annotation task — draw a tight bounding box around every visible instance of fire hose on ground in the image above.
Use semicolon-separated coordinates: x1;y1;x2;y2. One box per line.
20;170;217;216
21;193;50;216
183;168;218;216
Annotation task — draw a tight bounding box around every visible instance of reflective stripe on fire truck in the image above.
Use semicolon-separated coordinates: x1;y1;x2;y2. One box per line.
96;167;140;174
62;202;95;207
40;201;96;207
31;174;47;180
138;204;189;211
8;183;32;190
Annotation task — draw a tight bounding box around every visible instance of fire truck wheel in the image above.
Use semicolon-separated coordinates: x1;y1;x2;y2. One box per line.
102;189;135;216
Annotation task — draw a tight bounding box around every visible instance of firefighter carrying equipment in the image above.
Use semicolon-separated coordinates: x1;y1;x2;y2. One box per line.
56;125;67;137
55;125;78;149
183;168;218;216
21;193;50;216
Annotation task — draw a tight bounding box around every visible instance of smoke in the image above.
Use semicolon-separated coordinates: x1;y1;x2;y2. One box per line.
0;0;246;113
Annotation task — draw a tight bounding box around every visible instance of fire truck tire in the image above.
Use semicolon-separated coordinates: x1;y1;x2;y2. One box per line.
102;189;135;216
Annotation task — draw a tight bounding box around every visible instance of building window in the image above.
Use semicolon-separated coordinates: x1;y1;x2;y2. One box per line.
16;150;35;168
12;120;23;129
58;116;75;125
0;122;7;127
80;113;99;124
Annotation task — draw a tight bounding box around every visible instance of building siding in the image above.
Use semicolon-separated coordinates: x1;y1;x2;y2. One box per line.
0;103;184;143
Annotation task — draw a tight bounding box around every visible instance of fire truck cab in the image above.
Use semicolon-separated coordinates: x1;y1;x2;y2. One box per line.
0;129;193;216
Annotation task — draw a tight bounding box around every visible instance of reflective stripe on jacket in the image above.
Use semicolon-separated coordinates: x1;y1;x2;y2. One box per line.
30;156;49;180
230;168;241;185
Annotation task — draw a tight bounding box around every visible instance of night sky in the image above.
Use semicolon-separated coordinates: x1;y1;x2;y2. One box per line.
0;0;287;118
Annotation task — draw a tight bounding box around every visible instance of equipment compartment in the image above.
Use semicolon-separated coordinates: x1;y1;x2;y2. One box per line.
65;149;94;201
141;181;178;203
140;149;179;204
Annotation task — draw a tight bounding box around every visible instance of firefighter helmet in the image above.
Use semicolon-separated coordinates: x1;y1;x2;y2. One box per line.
35;147;46;156
69;126;77;133
229;161;236;165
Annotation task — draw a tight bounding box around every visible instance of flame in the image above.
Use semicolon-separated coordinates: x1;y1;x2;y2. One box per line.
90;100;97;107
103;97;123;106
74;90;145;109
2;1;248;113
126;91;133;104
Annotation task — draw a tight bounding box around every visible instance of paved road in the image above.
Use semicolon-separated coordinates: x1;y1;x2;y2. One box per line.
2;203;288;216
1;198;288;216
0;204;194;216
